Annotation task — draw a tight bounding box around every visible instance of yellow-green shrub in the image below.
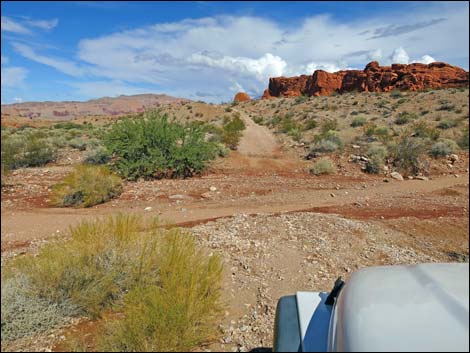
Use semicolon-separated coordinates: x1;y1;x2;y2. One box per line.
51;165;123;208
5;215;223;351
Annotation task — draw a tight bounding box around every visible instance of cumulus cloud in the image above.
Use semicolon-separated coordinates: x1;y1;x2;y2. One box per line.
1;67;28;87
389;47;436;65
390;47;410;64
4;2;467;102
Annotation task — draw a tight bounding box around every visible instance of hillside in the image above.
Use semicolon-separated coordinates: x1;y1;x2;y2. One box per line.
1;93;189;121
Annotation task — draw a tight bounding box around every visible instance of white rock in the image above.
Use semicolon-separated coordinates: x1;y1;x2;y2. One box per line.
210;186;217;192
144;206;152;211
390;171;404;181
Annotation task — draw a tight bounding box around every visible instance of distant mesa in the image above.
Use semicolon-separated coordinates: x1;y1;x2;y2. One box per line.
233;92;251;102
262;61;469;98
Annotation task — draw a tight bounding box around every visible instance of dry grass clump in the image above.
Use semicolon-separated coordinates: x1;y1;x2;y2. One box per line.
51;164;123;208
3;215;223;351
310;157;336;175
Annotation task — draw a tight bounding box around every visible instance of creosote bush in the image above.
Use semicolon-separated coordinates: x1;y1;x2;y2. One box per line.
221;115;246;150
429;139;459;158
3;215;223;351
391;136;428;175
104;113;217;180
309;157;336;175
365;144;388;174
51;164;123;208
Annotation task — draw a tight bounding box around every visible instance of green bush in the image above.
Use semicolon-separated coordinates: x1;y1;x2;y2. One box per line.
320;118;338;134
374;126;390;142
391;136;427;175
429;139;459;158
458;128;469;149
4;215;223;351
437;119;458;129
310;158;336;175
294;95;308;104
68;138;87;151
365;144;388;174
84;147;112;165
253;116;263;125
394;112;417;125
363;122;377;137
104;113;217;180
350;117;366;127
437;103;455;111
51;165;123;207
390;90;403;98
412;121;440;140
222;116;246;150
303;119;318;130
2;132;57;169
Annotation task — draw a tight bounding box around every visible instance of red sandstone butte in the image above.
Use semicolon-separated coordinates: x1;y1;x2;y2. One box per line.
263;61;469;98
233;92;251;102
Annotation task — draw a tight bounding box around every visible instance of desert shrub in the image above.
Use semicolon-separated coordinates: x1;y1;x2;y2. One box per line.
437;103;455;111
391;136;427;174
374;126;390;142
390;90;403;98
1;273;77;341
363;122;377;137
48;135;68;148
458;128;469;149
53;122;85;130
224;107;232;113
396;98;407;105
429;139;459;158
288;128;302;142
253;116;263;125
5;215;223;350
294;95;308;104
3;132;57;168
279;115;298;133
222;116;246;150
412;121;441;140
437;119;458;129
350;117;366;127
320;118;338;134
104;113;217;180
84;147;112;165
51;165;123;207
394;112;418;125
310;131;344;153
365;144;388;174
68;138;87;151
310;158;336;175
303;119;318;130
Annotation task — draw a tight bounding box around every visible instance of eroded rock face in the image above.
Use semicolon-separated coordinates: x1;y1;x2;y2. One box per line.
233;92;251;102
263;61;469;98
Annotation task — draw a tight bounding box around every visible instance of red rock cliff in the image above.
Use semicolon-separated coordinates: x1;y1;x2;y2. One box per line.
263;61;469;98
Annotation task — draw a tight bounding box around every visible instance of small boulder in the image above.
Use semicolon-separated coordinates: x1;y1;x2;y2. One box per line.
390;171;404;181
449;154;459;163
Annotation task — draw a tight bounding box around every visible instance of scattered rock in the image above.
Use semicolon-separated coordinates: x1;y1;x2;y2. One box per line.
390;172;404;181
415;176;429;181
210;186;218;192
449;154;459;163
144;206;153;211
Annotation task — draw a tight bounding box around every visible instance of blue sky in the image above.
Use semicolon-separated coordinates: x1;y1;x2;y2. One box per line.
1;1;469;104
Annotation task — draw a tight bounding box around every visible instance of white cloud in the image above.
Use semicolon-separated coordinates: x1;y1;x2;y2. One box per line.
13;97;23;103
26;18;59;30
1;67;28;87
4;2;467;102
1;16;31;35
412;54;436;64
390;47;410;64
13;43;85;76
